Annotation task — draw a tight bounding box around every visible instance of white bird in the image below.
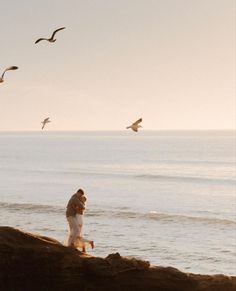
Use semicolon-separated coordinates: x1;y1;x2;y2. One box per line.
126;118;143;132
41;117;51;130
0;66;18;83
35;27;66;44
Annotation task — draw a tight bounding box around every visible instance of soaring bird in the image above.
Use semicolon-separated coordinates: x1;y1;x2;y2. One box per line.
41;117;51;130
35;27;66;44
126;118;143;132
0;66;18;83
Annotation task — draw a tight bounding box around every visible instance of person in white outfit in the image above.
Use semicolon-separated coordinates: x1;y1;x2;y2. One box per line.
65;189;94;252
75;195;94;253
65;189;85;248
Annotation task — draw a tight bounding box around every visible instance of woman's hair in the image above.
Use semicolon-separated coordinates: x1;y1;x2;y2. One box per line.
77;189;84;195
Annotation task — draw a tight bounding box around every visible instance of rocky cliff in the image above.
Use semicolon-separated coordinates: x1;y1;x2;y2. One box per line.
0;226;235;291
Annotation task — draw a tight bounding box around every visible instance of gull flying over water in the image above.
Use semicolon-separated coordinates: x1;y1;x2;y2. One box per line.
0;66;18;83
35;27;66;44
41;117;51;130
126;118;143;132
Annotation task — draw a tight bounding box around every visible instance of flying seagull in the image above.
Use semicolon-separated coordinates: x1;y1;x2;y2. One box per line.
35;27;66;44
0;66;18;83
41;117;51;130
126;118;143;132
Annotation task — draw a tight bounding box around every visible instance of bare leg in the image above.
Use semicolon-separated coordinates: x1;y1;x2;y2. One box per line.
90;241;94;249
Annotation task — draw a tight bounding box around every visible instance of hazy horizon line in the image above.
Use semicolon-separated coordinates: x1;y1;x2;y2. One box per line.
0;129;235;132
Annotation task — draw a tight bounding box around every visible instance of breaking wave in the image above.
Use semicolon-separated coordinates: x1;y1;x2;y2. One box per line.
1;202;235;226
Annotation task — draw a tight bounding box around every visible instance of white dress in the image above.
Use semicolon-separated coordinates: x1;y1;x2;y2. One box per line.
65;214;91;249
74;214;92;248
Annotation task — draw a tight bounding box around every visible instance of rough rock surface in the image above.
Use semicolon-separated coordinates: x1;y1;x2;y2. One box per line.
0;226;235;291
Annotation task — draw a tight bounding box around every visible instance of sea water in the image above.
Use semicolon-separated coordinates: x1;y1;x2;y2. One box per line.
0;130;235;275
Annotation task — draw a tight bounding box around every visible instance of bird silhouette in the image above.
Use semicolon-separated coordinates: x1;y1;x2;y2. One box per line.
35;27;65;44
126;118;143;132
0;66;18;83
41;117;51;130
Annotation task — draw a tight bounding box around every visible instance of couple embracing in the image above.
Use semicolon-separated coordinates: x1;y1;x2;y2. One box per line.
65;189;94;253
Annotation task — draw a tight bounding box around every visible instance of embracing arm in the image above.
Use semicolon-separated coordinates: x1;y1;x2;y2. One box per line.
71;195;85;210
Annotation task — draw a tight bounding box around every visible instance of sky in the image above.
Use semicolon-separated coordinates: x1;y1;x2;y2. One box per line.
0;0;235;130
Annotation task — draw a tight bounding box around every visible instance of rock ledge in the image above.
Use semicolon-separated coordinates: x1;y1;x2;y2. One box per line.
0;227;235;291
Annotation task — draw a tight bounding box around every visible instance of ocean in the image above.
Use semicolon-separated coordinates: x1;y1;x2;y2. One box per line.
0;130;235;275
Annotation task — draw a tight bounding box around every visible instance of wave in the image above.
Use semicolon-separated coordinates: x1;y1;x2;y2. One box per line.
0;202;235;226
135;174;236;184
106;210;236;226
0;202;64;214
65;170;235;184
19;168;236;184
145;211;236;226
1;165;235;185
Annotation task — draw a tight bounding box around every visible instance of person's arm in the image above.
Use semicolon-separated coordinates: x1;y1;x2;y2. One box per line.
76;207;84;214
72;196;85;210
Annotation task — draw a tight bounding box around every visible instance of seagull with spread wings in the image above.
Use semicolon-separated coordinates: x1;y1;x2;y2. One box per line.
35;27;66;44
0;66;18;83
126;118;143;132
41;117;51;130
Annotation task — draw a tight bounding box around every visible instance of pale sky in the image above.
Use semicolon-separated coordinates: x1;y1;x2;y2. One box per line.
0;0;235;130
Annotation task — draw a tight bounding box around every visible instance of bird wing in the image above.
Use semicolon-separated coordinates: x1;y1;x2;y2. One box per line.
1;66;18;78
51;27;66;39
132;128;138;132
5;66;18;71
132;118;142;126
44;117;50;122
35;38;48;44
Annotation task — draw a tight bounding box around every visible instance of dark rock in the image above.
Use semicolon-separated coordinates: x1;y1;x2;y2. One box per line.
0;226;235;291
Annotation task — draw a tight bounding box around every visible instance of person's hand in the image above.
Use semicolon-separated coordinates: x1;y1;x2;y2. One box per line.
77;208;84;215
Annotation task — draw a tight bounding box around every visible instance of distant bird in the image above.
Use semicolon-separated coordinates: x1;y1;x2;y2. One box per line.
126;118;143;132
35;27;66;44
0;66;18;83
41;117;51;130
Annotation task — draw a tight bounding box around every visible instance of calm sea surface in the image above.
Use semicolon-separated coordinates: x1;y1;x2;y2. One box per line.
0;130;235;275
